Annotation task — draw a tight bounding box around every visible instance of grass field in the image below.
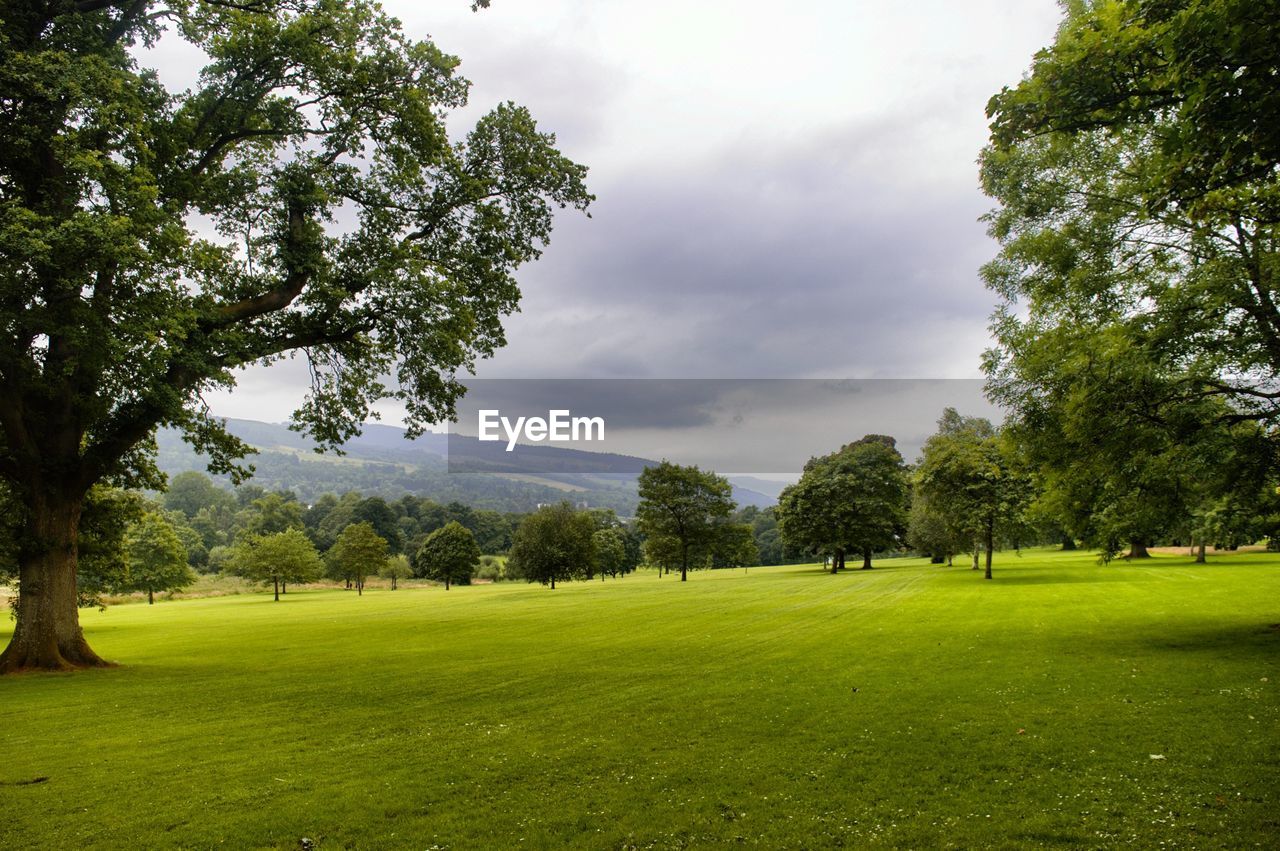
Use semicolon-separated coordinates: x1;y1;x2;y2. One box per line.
2;549;1278;849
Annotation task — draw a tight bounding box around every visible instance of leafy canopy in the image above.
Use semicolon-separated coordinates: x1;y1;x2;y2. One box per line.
414;520;480;588
777;435;909;568
0;0;592;498
983;0;1280;432
328;521;388;589
508;502;596;588
636;462;736;580
230;527;322;589
123;509;195;601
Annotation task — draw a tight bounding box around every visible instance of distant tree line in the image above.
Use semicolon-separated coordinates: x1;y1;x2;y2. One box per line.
7;396;1278;610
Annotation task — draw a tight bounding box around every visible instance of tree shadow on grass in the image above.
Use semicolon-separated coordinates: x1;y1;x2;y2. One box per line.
984;566;1154;585
747;561;929;580
1127;622;1280;656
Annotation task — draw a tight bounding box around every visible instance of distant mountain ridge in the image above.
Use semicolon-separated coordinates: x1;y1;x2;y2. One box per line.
156;418;777;513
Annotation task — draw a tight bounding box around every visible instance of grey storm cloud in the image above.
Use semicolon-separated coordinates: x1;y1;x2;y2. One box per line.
478;119;999;380
450;379;999;473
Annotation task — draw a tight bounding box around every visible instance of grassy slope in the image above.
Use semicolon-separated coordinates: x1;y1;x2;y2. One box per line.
1;550;1277;849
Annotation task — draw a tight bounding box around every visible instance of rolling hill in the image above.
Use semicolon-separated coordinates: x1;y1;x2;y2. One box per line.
157;418;778;513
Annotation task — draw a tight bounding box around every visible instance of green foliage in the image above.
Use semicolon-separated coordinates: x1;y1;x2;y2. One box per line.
123;510;195;604
982;1;1280;552
238;492;305;538
507;502;596;588
708;523;758;569
777;435;910;571
163;472;236;520
914;410;1031;578
414;521;480;589
351;497;403;554
328;522;389;595
0;0;592;481
636;462;737;581
987;0;1280;217
229;529;323;600
378;554;413;590
75;486;149;609
592;528;629;578
906;490;965;563
474;555;505;582
991;320;1274;559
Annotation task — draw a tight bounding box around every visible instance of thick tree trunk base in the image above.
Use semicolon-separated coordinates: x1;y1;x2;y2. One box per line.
2;494;116;674
1126;541;1152;559
0;631;114;674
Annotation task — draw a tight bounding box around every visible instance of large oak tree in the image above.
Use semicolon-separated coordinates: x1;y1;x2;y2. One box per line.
0;1;590;672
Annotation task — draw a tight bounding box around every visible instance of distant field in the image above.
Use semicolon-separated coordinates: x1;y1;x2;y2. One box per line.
2;550;1277;848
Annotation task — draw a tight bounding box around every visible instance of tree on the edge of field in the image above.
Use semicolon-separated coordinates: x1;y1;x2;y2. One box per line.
776;472;847;572
981;1;1280;555
906;489;965;565
777;435;910;571
593;528;628;581
709;523;759;570
636;462;737;582
414;521;480;590
379;555;413;591
508;502;596;589
914;410;1031;580
330;523;389;596
123;510;194;605
0;2;591;673
230;529;323;602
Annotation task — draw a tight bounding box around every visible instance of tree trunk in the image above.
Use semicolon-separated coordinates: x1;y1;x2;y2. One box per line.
1061;534;1077;551
273;578;279;601
445;577;450;590
357;579;363;596
1127;539;1151;559
831;548;841;574
680;542;688;582
148;588;154;605
984;519;994;580
972;538;980;570
281;581;287;595
946;553;953;567
861;547;872;570
550;575;556;589
391;576;397;590
1195;539;1206;564
1;492;113;673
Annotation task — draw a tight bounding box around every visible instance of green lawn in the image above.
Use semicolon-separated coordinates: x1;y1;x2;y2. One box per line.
2;549;1277;849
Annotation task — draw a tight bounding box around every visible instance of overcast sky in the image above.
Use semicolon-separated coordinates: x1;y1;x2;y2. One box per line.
202;0;1064;425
